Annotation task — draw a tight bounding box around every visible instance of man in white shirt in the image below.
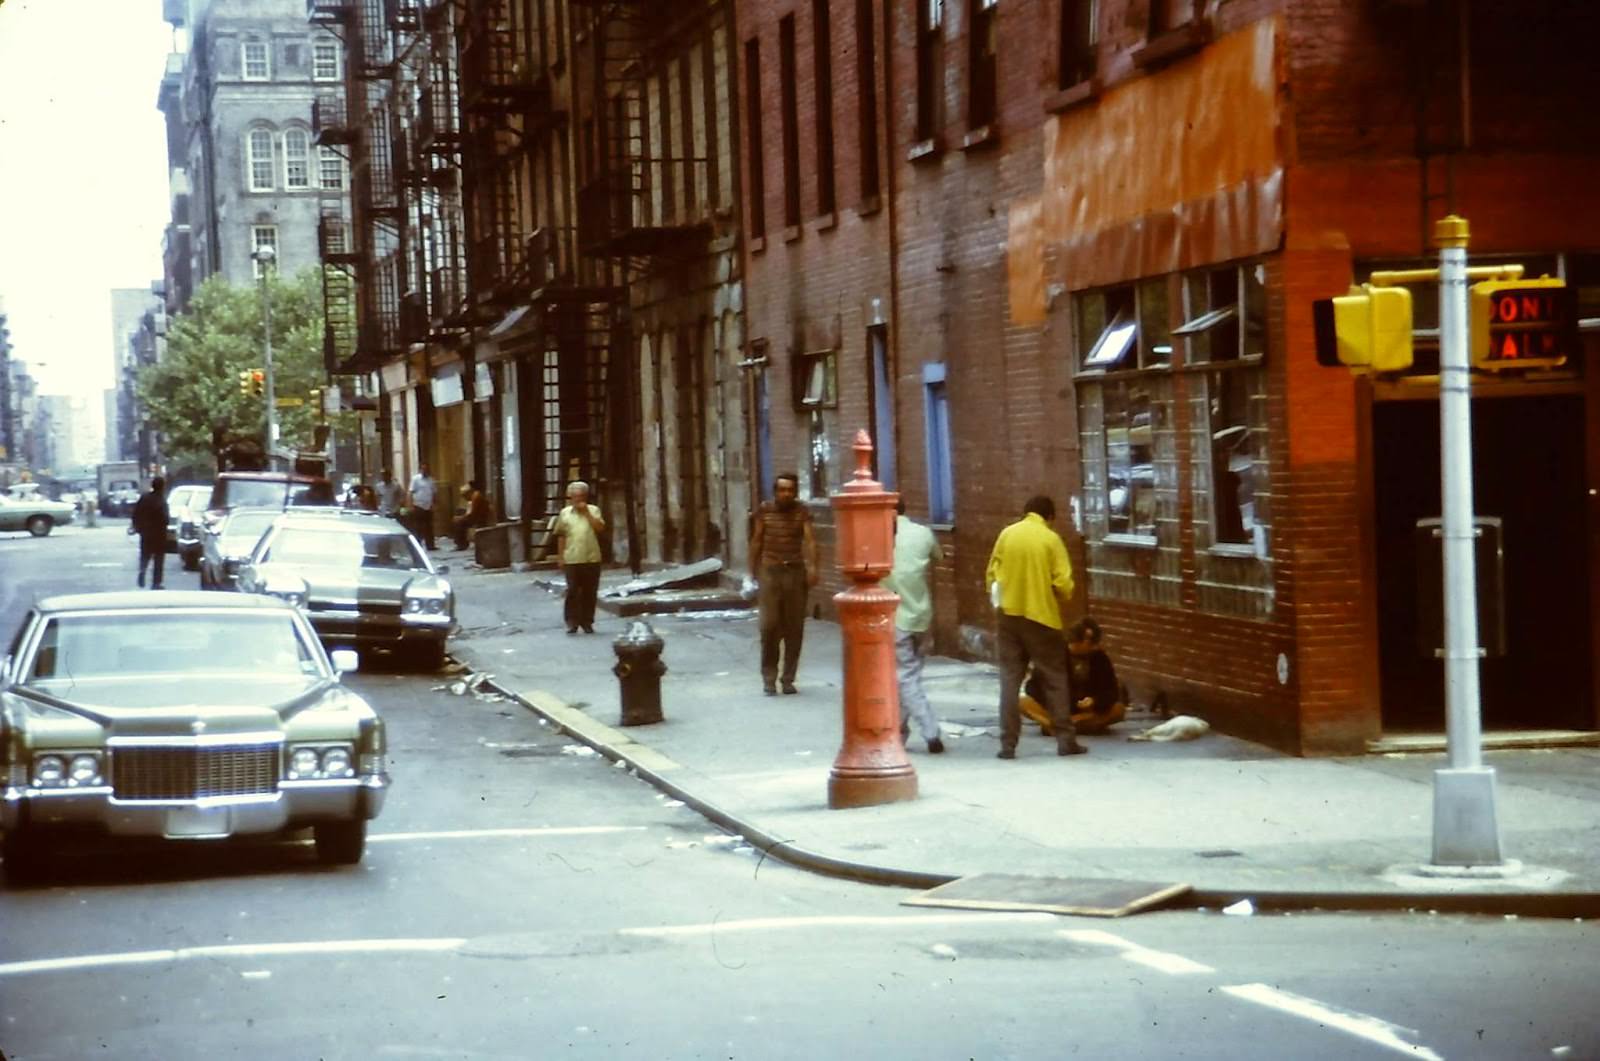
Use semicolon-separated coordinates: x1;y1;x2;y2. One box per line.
408;463;437;549
551;480;606;633
882;498;945;753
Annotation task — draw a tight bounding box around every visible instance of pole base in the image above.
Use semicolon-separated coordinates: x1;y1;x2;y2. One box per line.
828;769;918;809
1431;766;1505;867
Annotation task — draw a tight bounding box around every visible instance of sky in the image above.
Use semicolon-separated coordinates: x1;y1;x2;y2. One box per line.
0;0;174;403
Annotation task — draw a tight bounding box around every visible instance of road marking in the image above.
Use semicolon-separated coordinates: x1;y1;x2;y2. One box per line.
0;938;467;978
81;562;122;568
1058;928;1215;975
1222;982;1443;1060
368;826;648;843
622;912;1055;938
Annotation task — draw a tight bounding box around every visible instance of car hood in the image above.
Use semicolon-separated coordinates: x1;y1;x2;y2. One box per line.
9;675;333;733
261;563;447;602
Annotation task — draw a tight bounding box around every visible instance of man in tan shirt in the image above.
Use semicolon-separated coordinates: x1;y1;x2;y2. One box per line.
552;480;606;634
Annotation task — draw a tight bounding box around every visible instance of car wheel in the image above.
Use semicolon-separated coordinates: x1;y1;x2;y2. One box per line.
313;820;366;865
26;516;51;538
2;829;48;886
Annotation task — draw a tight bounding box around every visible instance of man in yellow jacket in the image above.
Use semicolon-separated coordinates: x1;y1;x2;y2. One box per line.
984;495;1087;759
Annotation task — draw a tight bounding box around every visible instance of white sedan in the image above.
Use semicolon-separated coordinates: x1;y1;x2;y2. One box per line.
0;491;76;536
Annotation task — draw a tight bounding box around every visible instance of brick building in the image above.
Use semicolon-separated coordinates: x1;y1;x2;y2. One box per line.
735;0;1600;754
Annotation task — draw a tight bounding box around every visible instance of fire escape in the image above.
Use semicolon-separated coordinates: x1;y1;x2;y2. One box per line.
308;0;409;374
458;0;619;504
413;1;468;340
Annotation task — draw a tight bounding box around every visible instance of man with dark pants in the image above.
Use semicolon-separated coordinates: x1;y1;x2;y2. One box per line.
552;480;605;634
407;463;436;549
985;495;1087;758
131;477;170;590
749;473;818;695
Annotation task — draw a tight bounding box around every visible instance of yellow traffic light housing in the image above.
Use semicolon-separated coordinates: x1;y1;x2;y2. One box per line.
1470;277;1576;371
239;370;253;397
1313;284;1414;373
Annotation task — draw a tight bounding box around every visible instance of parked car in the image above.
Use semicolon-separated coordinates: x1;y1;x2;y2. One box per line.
0;591;389;884
0;490;77;537
199;506;282;590
238;510;455;669
164;483;212;567
204;471;326;526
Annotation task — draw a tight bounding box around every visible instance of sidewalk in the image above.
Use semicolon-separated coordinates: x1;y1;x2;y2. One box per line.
439;553;1600;917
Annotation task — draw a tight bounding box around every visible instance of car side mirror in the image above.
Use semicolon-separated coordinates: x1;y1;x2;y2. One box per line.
330;648;358;675
435;563;450;574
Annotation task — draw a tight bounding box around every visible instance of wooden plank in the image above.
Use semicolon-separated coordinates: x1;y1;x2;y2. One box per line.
903;873;1192;919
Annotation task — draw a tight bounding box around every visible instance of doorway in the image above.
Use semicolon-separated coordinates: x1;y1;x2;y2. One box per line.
1372;393;1592;731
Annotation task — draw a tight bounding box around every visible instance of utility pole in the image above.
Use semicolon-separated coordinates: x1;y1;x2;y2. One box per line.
253;245;279;469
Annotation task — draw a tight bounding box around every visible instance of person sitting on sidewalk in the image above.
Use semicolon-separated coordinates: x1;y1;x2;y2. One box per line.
1020;617;1127;737
452;480;491;550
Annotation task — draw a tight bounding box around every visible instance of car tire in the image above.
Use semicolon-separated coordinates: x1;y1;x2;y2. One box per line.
313;819;366;865
2;829;48;886
26;516;50;538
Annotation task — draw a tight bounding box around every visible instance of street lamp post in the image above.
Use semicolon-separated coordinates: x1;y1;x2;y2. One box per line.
252;245;279;469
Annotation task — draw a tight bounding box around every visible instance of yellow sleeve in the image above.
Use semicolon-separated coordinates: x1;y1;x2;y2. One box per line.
985;528;1005;592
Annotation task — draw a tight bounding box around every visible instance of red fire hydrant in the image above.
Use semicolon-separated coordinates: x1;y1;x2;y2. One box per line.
827;430;918;809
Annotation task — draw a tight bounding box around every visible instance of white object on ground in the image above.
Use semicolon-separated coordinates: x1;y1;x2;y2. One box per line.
1222;899;1255;917
1128;714;1211;742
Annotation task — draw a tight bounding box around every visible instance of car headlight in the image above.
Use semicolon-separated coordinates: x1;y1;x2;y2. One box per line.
287;743;356;780
321;747;353;778
264;575;310;609
288;747;321;778
68;753;102;786
33;754;66;787
404;594;448;615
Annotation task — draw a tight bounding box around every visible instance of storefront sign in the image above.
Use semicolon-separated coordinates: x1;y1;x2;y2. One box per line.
431;361;464;407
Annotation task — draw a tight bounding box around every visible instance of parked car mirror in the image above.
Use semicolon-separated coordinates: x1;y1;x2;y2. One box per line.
330;648;359;675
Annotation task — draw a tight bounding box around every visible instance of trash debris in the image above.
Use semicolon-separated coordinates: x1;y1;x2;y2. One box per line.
439;671;496;697
1221;899;1255;917
665;839;700;850
602;558;725;598
613;759;627;769
702;834;741;847
929;943;959;960
560;745;598;758
739;575;758;600
941;723;990;738
1128;715;1211;742
662;799;684;808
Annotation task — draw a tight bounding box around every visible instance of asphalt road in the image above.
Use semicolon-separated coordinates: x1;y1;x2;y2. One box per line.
2;523;1597;1060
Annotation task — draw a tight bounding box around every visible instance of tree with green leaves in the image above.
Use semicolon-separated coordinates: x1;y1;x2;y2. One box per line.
137;270;350;475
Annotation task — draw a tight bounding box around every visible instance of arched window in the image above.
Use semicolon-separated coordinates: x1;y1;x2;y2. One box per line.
247;127;275;192
283;128;310;189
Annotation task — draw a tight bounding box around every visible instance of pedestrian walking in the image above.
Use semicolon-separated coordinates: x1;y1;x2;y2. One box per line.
551;480;605;634
130;477;170;590
882;498;945;753
375;469;403;517
748;472;817;696
408;463;436;549
984;495;1087;758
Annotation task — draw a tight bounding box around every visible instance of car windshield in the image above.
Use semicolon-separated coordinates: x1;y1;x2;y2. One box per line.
216;480;314;509
25;611;322;684
265;526;426;570
220;511;279;552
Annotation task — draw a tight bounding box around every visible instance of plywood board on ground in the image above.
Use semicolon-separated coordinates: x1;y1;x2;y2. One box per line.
903;873;1192;918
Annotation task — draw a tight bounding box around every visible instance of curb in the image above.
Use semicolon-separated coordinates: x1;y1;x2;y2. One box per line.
451;649;1600;919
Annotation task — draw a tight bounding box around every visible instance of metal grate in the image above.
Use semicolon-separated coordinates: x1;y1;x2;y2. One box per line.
112;744;281;801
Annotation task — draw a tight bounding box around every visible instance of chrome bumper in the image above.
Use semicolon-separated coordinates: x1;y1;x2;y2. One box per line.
306;610;452;646
2;774;388;837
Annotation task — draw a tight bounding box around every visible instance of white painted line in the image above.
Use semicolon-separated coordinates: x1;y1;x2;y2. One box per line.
240;970;272;980
0;938;466;979
1058;929;1214;975
81;562;121;568
1222;983;1443;1061
622;912;1055;938
368;826;647;843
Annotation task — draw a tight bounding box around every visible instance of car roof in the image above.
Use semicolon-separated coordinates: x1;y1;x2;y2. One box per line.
216;471;318;483
274;509;408;532
32;590;295;615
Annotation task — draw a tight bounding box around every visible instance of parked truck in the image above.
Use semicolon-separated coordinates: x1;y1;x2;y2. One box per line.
97;461;146;517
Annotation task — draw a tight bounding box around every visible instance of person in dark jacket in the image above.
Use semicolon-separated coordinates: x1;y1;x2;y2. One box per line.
130;477;170;590
1021;617;1126;736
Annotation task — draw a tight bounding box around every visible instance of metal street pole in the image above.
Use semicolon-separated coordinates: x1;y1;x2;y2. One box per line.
254;246;279;469
1427;214;1508;871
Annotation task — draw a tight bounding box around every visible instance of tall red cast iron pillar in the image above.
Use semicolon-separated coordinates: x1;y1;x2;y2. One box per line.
828;430;918;808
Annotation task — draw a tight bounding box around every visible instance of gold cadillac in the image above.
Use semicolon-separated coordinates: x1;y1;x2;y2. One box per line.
1;592;388;884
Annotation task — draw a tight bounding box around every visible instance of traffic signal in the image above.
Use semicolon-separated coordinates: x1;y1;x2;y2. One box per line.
1313;284;1414;372
239;370;253;397
251;369;266;397
1471;277;1576;371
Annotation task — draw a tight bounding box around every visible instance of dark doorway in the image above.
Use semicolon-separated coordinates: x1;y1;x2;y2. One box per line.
1373;394;1592;731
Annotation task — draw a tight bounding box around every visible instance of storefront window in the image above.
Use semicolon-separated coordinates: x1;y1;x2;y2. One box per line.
1103;379;1156;539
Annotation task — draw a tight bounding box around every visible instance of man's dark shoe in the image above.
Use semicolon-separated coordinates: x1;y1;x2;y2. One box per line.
1058;741;1089;756
781;681;797;695
763;683;778;696
566;626;578;635
996;748;1016;760
928;738;946;755
136;572;144;588
582;624;595;634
